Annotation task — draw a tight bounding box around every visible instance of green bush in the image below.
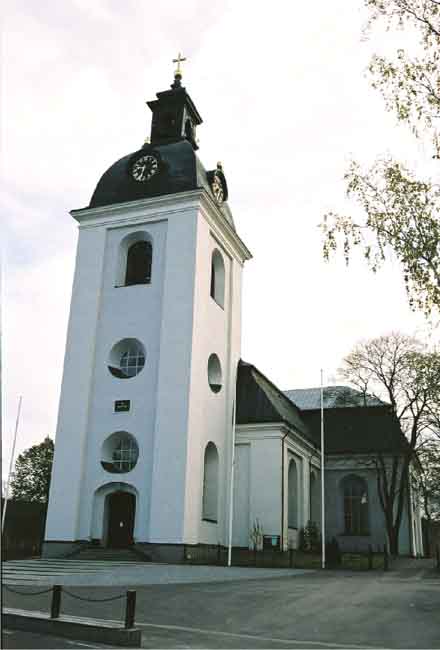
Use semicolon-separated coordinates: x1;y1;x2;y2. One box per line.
299;521;321;553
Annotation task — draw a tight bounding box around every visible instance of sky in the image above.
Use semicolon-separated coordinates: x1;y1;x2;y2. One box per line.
2;0;437;476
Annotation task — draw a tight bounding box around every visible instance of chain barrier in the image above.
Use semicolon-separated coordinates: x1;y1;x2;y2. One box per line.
4;585;53;596
63;588;125;603
5;583;135;627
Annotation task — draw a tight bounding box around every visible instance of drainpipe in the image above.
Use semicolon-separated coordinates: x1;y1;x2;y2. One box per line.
280;429;290;551
407;469;415;557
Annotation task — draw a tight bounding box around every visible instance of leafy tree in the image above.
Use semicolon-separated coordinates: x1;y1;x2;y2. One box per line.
10;437;54;503
322;1;440;315
339;332;440;554
417;439;440;522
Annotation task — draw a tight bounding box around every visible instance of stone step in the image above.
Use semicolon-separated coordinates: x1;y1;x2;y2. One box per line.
71;546;149;562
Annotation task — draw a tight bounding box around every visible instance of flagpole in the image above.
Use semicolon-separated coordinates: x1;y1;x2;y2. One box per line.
320;370;326;570
227;366;238;567
2;396;23;535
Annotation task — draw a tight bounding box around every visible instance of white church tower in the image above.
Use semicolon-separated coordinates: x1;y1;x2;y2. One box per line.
44;65;251;560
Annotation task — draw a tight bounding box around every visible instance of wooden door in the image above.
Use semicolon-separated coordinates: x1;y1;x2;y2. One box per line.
107;491;135;548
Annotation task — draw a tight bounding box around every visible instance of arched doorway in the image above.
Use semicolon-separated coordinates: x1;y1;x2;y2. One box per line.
106;491;136;548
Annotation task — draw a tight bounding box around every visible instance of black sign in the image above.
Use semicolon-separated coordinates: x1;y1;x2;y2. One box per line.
115;400;130;412
263;535;280;550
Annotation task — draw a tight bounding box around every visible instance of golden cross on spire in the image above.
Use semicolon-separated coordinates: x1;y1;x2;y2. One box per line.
173;52;186;76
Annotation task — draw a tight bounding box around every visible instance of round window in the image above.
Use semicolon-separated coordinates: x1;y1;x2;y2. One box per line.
101;432;139;474
208;354;222;393
108;338;145;379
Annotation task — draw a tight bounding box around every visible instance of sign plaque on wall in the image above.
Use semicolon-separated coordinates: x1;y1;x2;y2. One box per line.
114;400;130;412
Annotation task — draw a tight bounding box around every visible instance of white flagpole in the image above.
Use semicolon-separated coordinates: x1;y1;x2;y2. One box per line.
320;370;325;569
2;396;23;535
227;367;238;567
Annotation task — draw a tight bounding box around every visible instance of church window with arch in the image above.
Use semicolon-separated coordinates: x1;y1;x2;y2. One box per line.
207;354;222;393
342;475;369;535
202;442;219;523
288;459;298;529
210;249;225;308
310;470;320;525
125;240;152;286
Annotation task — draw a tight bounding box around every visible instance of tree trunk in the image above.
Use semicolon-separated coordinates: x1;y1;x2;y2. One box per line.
387;524;399;556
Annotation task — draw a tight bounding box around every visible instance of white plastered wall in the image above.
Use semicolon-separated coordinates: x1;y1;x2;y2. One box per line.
234;424;319;550
183;205;245;547
45;191;250;547
147;193;249;546
76;214;168;543
45;227;107;541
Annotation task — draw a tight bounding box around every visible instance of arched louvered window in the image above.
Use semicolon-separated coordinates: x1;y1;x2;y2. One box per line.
210;249;225;308
202;442;219;522
125;241;152;286
288;459;298;528
342;475;369;535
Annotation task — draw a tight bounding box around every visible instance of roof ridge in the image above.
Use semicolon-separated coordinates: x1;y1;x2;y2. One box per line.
284;385;362;393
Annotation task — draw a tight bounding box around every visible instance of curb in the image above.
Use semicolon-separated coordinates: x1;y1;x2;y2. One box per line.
3;607;141;647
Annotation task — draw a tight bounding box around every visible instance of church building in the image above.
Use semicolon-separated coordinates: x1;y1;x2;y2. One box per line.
44;66;423;561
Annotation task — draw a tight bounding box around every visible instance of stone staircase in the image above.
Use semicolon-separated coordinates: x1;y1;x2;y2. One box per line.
69;545;150;562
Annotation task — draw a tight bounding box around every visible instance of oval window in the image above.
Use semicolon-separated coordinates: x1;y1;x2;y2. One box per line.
208;354;222;393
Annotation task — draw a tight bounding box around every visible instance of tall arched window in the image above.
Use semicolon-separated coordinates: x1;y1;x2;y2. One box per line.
125;241;152;286
210;249;225;308
342;475;369;535
288;459;298;529
310;471;320;525
202;442;219;522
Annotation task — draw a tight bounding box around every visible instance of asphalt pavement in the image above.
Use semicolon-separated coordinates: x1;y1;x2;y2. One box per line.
3;560;440;649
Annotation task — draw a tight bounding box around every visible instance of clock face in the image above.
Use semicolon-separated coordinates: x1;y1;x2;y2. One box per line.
211;174;224;204
131;155;158;182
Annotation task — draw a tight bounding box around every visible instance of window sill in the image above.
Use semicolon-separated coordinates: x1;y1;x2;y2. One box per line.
114;282;151;288
210;296;225;311
202;517;218;524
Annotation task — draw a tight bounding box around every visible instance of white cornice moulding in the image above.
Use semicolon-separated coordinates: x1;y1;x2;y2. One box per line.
70;189;252;264
236;423;319;456
71;191;201;226
198;193;252;264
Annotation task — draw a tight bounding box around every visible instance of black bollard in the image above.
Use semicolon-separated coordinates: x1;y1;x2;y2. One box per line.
436;545;440;571
290;547;294;568
50;585;62;619
368;544;373;571
125;590;136;629
383;544;389;571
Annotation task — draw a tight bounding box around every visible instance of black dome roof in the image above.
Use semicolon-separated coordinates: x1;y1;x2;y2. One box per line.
89;140;235;229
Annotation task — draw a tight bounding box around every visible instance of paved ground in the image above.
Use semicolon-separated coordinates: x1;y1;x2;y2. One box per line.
2;629;113;649
2;558;309;586
3;559;440;649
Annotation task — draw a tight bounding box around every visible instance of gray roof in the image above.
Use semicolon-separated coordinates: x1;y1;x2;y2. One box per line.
236;361;315;445
284;386;385;411
237;368;407;455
